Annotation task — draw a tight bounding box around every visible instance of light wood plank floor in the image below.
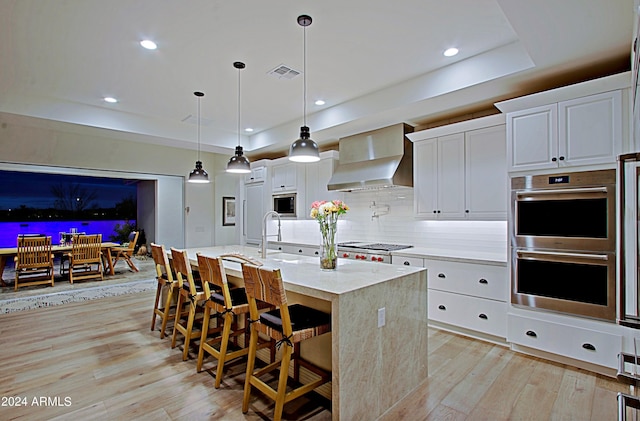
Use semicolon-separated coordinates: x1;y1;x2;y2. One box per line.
0;289;635;420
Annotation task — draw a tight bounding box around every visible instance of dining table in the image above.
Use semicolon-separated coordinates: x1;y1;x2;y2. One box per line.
0;241;120;287
176;245;428;421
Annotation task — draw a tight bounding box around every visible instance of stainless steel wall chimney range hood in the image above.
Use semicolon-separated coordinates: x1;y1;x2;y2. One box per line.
327;123;414;192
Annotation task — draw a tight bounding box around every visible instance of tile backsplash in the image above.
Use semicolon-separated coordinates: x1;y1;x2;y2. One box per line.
268;188;507;255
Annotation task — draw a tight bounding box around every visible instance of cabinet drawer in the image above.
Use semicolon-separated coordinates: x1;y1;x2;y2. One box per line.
273;244;319;257
428;289;507;338
426;259;507;301
391;256;424;267
507;314;621;369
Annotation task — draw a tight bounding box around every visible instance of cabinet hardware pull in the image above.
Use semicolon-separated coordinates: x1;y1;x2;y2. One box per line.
478;313;488;319
403;261;410;265
437;273;446;278
433;210;437;213
278;247;282;250
478;278;488;284
298;249;302;253
437;210;441;213
525;330;537;338
559;156;565;161
438;305;446;310
314;251;318;255
465;209;469;213
582;343;596;351
551;157;557;162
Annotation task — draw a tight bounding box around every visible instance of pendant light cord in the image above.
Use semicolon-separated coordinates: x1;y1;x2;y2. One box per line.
237;65;241;147
197;95;201;161
303;23;307;127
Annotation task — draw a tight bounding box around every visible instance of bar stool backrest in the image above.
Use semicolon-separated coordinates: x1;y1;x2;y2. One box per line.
150;243;173;282
170;248;197;296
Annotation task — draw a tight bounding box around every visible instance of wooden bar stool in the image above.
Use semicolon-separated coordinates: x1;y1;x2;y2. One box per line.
241;263;331;421
195;253;272;388
150;243;179;339
170;247;207;361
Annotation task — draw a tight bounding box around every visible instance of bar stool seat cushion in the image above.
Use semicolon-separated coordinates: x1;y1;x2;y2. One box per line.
260;304;331;341
210;287;248;307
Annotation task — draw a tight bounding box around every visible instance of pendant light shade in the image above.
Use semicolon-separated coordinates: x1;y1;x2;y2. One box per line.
227;61;251;174
188;91;210;183
289;14;320;163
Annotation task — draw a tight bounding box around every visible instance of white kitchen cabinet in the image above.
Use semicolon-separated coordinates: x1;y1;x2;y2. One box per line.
412;119;506;220
271;162;298;192
429;289;507;338
244;166;265;184
427;259;508;302
414;133;465;219
270;242;320;257
425;257;509;339
465;125;507;219
507;313;622;369
244;182;264;245
391;255;424;267
506;90;622;172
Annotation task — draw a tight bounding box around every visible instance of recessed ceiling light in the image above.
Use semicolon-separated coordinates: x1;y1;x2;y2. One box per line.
140;40;157;50
315;99;325;106
444;47;459;57
103;97;118;103
244;127;254;132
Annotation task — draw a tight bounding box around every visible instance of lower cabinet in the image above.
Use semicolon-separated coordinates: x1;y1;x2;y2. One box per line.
421;257;509;340
428;289;507;338
507;313;622;369
269;242;319;257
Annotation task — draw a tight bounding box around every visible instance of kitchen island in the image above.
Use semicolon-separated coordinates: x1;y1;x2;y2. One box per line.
180;245;428;421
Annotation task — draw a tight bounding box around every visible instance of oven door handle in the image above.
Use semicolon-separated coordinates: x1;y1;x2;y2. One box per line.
515;186;608;196
517;250;609;261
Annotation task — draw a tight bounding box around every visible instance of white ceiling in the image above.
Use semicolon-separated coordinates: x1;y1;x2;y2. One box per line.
0;0;634;158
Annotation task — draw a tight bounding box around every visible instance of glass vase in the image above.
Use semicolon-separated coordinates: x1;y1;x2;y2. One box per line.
319;218;338;270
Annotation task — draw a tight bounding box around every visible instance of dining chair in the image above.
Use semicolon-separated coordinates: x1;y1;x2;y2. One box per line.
65;234;103;284
241;263;332;421
150;243;179;339
111;231;139;272
196;253;272;388
14;235;55;291
170;247;208;361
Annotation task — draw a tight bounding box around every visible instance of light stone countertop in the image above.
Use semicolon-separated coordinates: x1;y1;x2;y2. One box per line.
182;245;426;299
267;241;508;265
391;247;507;265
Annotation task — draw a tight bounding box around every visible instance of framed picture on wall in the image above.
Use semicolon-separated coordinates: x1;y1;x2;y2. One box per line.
223;196;236;226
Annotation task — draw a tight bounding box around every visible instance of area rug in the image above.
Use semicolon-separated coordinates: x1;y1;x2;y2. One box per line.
0;278;156;314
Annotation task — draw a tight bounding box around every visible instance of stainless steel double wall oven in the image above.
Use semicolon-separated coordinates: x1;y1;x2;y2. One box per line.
510;169;616;321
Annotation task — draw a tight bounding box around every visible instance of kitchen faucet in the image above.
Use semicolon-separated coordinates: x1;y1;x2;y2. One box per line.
261;210;282;258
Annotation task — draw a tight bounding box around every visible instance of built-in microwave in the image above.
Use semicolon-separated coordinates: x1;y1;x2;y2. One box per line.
273;193;296;217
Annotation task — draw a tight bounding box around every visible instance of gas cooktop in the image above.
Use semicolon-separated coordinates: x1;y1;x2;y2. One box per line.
337;242;413;252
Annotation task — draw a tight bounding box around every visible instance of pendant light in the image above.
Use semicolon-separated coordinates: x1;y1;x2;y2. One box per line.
288;14;320;163
188;91;210;183
226;61;251;174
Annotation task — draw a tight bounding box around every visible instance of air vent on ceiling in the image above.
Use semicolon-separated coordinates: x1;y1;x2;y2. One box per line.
267;64;301;80
181;114;214;126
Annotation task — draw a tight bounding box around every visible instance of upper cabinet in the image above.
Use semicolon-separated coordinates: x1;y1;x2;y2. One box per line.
244;166;266;184
506;91;622;172
495;72;631;174
409;114;507;220
465;125;507;219
271;162;299;192
414;133;466;219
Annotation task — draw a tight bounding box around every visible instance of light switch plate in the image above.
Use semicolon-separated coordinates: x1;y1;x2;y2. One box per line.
378;307;385;327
